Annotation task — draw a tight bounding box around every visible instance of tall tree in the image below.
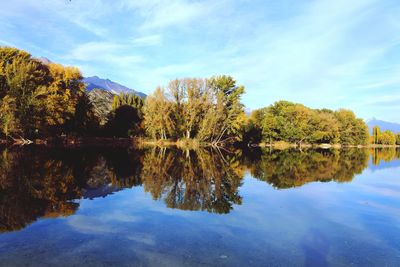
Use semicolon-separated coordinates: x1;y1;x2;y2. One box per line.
372;126;381;144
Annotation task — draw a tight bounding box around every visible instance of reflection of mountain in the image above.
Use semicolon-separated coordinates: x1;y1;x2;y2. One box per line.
247;149;370;189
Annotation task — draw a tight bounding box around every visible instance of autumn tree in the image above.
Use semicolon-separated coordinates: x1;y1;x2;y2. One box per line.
143;76;246;144
0;47;86;139
36;63;85;134
378;130;396;145
143;87;174;139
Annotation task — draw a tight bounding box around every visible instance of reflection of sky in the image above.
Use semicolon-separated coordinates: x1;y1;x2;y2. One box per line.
369;158;400;172
1;164;400;266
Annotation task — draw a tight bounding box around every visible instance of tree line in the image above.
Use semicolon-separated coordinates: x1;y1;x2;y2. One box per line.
0;47;397;146
244;101;371;146
371;126;400;146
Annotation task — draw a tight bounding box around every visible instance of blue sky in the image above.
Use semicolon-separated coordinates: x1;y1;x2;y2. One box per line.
1;0;400;122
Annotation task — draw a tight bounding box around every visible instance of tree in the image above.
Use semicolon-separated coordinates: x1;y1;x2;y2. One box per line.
143;76;246;144
36;63;84;134
372;126;381;144
107;92;144;137
0;96;20;138
334;109;369;145
247;102;368;146
0;47;86;138
208;75;245;142
258;101;313;145
143;87;174;139
309;110;340;144
378;130;396;145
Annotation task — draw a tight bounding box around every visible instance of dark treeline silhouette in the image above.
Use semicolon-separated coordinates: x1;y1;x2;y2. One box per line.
1;46;387;146
1;146;398;233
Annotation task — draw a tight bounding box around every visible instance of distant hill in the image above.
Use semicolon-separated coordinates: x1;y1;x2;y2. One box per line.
367;118;400;133
83;76;146;98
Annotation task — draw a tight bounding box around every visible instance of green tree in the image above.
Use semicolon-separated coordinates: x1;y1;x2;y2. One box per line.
334;109;369;145
107;92;145;137
309;110;340;144
372;126;381;144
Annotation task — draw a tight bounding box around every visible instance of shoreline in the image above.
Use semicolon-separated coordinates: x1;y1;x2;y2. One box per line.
254;142;400;149
0;137;399;149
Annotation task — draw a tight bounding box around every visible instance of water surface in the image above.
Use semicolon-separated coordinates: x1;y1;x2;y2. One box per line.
0;147;399;266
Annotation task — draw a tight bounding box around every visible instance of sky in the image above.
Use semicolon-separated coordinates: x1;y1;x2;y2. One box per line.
1;0;400;122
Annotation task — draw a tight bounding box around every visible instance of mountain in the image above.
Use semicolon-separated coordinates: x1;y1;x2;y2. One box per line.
34;58;145;98
37;57;52;65
367;118;400;133
83;76;146;98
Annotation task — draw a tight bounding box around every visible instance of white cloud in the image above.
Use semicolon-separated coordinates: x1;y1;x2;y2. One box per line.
131;35;162;46
119;0;217;30
68;41;144;63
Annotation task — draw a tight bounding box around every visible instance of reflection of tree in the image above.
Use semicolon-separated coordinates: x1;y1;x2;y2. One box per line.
0;148;143;233
2;146;388;233
141;148;243;214
248;149;369;189
371;148;400;166
0;149;82;232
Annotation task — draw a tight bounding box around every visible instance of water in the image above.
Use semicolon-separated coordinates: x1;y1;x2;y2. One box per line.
0;147;399;266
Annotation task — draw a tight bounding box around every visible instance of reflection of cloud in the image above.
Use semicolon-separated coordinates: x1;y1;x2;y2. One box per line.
127;233;155;246
357;200;400;218
100;211;140;223
67;215;115;234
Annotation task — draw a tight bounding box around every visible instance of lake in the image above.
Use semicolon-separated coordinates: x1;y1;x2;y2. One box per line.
0;147;399;266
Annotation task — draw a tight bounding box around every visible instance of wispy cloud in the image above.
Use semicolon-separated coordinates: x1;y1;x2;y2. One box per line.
118;0;219;30
131;35;162;46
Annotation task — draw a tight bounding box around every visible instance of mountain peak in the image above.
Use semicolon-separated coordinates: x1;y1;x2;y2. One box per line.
367;119;400;133
83;76;146;98
36;57;52;65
